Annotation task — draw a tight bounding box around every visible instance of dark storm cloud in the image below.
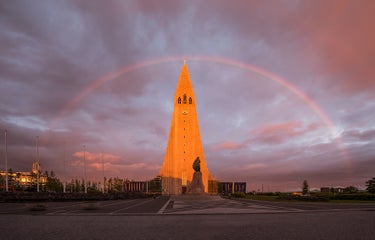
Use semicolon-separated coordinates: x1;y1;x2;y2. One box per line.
342;129;375;143
190;0;375;95
291;1;375;94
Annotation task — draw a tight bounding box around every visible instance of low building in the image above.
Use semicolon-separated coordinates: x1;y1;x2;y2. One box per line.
123;176;162;194
123;180;147;192
218;182;247;195
0;163;47;191
0;171;47;191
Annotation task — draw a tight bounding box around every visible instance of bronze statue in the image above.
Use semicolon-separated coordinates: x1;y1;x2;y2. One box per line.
192;157;201;172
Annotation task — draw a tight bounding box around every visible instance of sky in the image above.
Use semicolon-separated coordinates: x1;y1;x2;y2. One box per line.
1;0;374;192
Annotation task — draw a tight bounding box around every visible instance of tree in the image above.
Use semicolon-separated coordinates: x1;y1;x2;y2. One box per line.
107;178;113;192
343;186;358;194
14;172;22;191
113;177;124;192
0;174;5;191
8;168;14;186
45;171;63;192
366;178;375;193
75;179;80;192
302;180;309;195
148;176;162;193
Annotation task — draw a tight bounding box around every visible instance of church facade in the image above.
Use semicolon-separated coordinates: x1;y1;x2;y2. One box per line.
160;62;212;195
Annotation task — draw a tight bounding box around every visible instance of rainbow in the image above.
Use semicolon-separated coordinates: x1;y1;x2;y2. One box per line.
51;55;351;169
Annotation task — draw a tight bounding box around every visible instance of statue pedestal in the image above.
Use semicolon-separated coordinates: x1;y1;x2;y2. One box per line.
187;172;205;194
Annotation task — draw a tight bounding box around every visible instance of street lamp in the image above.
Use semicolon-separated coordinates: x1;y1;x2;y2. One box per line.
83;145;87;193
4;130;8;192
63;141;66;193
36;136;40;193
101;153;105;193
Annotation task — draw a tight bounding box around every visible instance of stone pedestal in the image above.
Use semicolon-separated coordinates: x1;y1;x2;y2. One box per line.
187;172;205;194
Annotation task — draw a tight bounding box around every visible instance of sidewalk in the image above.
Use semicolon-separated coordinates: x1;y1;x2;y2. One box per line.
163;194;298;214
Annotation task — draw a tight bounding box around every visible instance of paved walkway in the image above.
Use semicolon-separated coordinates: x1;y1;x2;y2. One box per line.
1;194;374;215
164;194;300;214
0;196;169;215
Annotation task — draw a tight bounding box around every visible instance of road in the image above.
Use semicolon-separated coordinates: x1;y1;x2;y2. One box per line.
0;195;374;239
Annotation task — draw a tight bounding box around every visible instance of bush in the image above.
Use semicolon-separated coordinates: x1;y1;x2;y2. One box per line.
231;192;246;198
329;193;375;201
0;191;150;202
277;194;330;202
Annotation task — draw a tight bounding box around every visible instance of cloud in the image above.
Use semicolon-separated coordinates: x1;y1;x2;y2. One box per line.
210;120;304;152
251;121;304;144
72;151;119;163
124;162;161;171
212;141;245;151
213;121;323;148
342;129;375;143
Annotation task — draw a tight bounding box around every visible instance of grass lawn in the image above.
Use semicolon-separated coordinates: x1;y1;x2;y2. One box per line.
329;199;375;203
231;193;375;203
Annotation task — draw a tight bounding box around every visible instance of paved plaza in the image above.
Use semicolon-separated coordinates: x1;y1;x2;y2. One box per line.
0;195;374;239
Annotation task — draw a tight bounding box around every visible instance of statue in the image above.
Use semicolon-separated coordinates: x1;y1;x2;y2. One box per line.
192;157;200;172
187;156;204;194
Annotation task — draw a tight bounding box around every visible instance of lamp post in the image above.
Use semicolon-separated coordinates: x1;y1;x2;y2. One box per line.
63;141;66;193
101;153;105;193
36;136;40;193
83;145;87;193
4;130;8;192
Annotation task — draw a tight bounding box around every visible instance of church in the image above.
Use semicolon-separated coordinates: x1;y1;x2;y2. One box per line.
159;61;213;195
159;61;246;195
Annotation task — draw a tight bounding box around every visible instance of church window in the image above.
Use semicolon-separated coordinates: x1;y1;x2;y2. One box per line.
178;97;181;104
183;94;187;104
189;97;192;104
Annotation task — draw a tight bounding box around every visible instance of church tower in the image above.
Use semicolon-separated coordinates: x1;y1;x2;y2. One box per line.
160;62;211;195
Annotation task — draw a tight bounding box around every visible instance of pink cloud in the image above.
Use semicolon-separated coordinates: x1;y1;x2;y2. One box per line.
73;151;120;163
288;1;375;94
251;121;304;144
305;122;321;132
71;151;121;171
241;163;266;171
212;141;245;151
211;121;322;151
255;121;303;134
125;162;161;171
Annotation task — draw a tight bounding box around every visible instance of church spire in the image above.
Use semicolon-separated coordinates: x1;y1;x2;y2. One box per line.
174;62;195;107
160;62;211;195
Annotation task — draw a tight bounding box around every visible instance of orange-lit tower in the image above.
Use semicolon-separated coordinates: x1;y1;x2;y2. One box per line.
160;61;211;195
